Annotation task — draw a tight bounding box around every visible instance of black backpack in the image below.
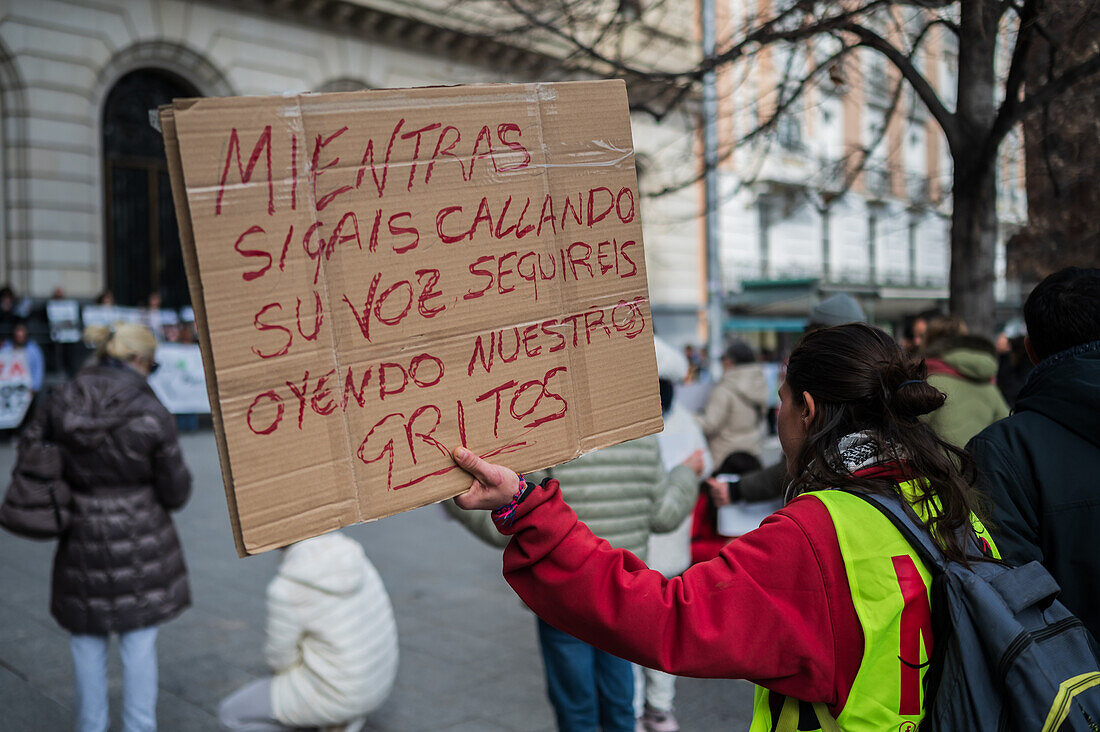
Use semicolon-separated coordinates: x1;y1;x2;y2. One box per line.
846;489;1100;731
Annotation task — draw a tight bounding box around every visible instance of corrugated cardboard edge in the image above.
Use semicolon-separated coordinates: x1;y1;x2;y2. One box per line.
159;104;248;557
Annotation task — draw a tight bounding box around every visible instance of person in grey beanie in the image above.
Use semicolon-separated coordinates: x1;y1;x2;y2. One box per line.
807;293;866;329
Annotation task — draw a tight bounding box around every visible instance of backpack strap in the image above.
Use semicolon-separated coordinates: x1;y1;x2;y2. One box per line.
838;490;995;573
774;695;840;732
836;489;949;574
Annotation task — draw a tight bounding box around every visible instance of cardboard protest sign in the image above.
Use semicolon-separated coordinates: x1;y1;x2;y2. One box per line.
0;351;33;429
161;81;663;555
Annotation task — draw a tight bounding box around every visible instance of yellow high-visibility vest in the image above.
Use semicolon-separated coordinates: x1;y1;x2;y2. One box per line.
748;482;999;732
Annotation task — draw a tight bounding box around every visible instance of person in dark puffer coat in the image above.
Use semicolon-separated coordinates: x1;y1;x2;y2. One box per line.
24;322;192;732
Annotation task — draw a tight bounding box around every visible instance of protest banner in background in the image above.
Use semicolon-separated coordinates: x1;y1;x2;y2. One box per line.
161;81;663;555
81;305;146;329
148;343;210;414
46;300;81;343
0;351;33;429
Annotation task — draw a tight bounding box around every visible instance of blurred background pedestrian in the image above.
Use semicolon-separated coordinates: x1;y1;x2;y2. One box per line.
30;322;192;732
697;340;766;467
446;429;705;732
920;314;1009;447
636;338;714;732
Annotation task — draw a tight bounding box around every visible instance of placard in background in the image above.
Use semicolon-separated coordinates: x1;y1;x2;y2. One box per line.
0;352;33;430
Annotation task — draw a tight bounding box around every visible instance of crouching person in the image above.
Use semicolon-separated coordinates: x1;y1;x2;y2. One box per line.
218;531;398;732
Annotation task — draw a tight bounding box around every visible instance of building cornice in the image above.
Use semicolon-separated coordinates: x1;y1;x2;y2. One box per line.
218;0;699;110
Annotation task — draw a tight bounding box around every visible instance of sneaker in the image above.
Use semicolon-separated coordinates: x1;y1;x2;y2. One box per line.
640;704;679;732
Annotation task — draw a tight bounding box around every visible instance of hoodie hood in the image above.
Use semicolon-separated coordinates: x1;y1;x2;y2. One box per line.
279;531;367;596
926;335;999;382
1016;340;1100;449
719;362;768;408
52;364;151;450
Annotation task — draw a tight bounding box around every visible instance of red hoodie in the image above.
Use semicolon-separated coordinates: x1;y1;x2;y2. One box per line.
496;478;869;717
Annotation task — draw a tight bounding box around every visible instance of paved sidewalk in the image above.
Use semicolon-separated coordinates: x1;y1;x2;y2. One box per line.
0;432;754;731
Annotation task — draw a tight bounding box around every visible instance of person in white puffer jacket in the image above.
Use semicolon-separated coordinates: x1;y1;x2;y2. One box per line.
218;530;398;732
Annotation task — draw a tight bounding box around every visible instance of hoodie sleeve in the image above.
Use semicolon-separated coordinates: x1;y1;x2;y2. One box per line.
649;463;699;533
738;461;789;503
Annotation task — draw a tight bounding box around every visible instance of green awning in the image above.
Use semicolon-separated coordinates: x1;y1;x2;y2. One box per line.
725;316;807;332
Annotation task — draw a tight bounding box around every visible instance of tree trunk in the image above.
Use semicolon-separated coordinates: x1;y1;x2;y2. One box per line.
949;0;1003;337
950;169;998;336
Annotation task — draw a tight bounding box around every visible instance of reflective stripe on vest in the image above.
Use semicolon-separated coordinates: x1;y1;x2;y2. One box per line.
747;482;1000;732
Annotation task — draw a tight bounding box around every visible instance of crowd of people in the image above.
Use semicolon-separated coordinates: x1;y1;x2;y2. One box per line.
3;266;1098;731
449;266;1100;731
0;285;201;381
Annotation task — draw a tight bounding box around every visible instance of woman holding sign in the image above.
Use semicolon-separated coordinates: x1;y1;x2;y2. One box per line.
452;324;996;730
30;323;192;732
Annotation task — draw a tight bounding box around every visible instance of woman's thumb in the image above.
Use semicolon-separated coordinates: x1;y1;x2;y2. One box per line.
453;446;488;480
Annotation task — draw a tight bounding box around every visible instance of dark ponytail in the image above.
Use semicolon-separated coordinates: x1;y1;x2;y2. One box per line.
785;323;984;565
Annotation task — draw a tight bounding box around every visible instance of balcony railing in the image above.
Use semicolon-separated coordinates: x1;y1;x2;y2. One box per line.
864;165;891;199
814;156;848;195
906;174;931;204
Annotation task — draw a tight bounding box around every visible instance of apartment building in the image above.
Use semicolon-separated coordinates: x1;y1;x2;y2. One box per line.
650;5;1028;349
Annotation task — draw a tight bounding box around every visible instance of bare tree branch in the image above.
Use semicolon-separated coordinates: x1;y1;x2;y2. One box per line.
1000;0;1040;120
648;41;870;198
818;60;909;206
991;48;1100;150
838;20;962;151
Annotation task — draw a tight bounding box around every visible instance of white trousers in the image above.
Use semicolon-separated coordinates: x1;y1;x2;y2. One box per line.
633;664;677;714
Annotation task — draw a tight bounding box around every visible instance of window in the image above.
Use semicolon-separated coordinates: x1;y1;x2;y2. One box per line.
777;113;804;152
102;69;199;308
866;52;890;102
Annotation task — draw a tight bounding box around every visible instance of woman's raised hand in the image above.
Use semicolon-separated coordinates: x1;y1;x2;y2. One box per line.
682;449;706;477
452;447;523;511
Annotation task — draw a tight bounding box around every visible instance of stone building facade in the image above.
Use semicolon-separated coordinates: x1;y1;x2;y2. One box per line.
0;0;700;321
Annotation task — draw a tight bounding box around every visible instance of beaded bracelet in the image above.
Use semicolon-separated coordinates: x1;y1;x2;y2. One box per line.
491;475;532;527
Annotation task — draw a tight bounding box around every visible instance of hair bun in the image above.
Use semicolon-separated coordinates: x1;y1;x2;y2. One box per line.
890;377;945;419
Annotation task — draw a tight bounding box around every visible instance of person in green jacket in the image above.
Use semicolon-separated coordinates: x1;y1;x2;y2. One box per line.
920;316;1010;447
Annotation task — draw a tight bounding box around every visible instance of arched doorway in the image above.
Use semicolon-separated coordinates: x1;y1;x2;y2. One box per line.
102;69;198;308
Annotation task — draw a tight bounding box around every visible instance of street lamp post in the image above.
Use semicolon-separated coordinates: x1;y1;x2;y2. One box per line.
702;0;724;380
